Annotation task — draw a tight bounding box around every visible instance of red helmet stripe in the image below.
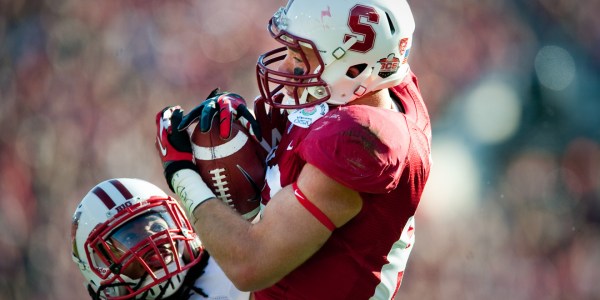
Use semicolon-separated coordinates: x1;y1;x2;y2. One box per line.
109;179;134;200
92;186;116;209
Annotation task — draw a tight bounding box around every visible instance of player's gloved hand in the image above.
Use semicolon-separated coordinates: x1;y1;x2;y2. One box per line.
155;105;216;216
155;106;196;191
253;94;286;154
178;88;262;142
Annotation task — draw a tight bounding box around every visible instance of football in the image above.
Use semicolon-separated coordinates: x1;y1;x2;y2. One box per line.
191;118;266;220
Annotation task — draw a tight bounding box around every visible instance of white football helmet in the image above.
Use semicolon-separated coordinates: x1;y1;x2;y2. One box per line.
257;0;415;109
71;178;202;299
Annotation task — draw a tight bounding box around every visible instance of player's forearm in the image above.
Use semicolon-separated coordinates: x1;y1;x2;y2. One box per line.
190;200;281;291
170;168;284;290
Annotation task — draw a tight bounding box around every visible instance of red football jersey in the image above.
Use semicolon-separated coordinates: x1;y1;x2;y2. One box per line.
255;72;431;299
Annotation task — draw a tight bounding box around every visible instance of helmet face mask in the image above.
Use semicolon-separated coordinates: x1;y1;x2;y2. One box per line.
257;15;331;109
71;179;202;299
257;0;415;109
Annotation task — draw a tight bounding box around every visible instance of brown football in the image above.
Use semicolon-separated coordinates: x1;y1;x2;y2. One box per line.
191;118;265;220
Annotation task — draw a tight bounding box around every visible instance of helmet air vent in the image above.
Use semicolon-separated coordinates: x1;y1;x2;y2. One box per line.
385;12;396;35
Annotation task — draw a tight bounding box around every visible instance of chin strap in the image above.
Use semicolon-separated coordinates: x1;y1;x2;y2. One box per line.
88;273;160;300
87;284;101;300
143;275;170;300
88;280;138;300
88;253;212;300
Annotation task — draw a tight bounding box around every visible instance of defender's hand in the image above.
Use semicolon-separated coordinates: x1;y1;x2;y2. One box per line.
178;88;262;142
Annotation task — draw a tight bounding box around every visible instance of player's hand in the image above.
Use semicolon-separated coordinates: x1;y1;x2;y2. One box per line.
253;94;286;154
155;106;197;191
178;88;262;142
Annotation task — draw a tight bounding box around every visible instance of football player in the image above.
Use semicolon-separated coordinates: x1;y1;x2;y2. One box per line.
70;178;249;299
155;0;432;298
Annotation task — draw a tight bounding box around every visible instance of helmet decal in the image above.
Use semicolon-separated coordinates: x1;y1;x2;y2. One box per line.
92;179;135;210
109;179;134;201
399;38;408;55
345;5;379;53
92;186;117;209
399;38;411;64
378;54;400;78
402;48;411;64
321;6;332;22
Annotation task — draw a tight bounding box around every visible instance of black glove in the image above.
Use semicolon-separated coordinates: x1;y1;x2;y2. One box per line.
178;88;262;141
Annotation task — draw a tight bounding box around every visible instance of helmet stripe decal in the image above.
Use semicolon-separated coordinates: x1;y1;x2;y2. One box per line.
109;179;133;200
92;186;116;209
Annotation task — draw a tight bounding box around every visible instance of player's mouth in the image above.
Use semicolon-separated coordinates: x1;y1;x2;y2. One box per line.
143;246;174;269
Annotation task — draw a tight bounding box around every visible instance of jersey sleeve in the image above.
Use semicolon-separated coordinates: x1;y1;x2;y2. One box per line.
298;106;410;194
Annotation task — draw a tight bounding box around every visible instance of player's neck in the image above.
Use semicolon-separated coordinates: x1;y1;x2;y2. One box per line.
348;89;394;110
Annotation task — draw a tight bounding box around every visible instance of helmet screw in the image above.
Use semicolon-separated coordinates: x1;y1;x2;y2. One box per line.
315;87;326;96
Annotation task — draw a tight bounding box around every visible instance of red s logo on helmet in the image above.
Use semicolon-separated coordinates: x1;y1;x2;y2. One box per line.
344;5;379;53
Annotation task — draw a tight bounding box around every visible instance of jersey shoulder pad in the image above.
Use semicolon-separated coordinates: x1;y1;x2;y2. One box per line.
299;106;410;193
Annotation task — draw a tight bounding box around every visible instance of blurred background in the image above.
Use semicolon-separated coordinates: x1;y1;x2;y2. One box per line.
0;0;598;299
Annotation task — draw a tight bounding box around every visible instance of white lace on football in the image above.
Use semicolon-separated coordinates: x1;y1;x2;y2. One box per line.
209;168;234;207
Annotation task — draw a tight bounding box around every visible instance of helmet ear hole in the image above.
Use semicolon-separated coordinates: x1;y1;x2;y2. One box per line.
346;64;368;79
